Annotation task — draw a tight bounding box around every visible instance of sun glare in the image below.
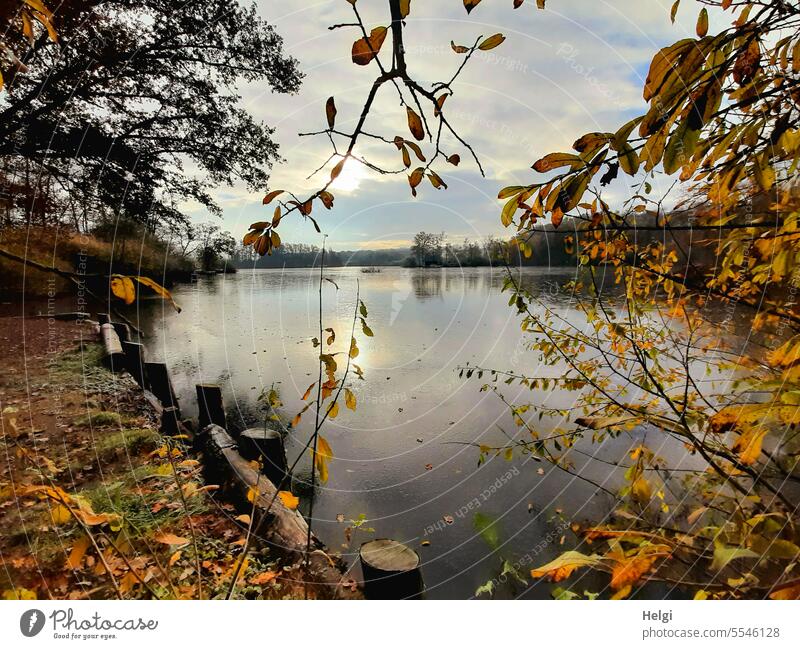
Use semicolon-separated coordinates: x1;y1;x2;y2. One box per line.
330;159;366;193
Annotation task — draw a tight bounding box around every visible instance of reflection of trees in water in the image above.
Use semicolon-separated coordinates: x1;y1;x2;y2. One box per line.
411;271;443;299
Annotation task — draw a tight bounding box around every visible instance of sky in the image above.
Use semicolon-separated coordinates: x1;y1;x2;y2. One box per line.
190;0;725;250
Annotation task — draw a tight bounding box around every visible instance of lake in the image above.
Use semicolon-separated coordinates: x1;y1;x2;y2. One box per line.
139;266;698;599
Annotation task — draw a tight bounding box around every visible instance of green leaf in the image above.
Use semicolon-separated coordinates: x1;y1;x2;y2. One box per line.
711;544;759;572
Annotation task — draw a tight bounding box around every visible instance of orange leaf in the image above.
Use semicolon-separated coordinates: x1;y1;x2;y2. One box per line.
155;532;190;546
249;570;279;585
352;26;388;66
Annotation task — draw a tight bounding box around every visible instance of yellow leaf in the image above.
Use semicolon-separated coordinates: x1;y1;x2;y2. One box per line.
169;550;182;567
313;436;334;483
327;401;339;419
278;491;299;510
530;551;603;582
235;514;251;525
247;485;260;503
110;275;135;305
52;504;72;525
133;276;181;313
631;476;652;504
345;388;357;411
2;587;36;600
733;427;766;466
478;34;505;51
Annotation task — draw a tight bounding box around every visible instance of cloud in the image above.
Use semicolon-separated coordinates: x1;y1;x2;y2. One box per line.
201;0;704;248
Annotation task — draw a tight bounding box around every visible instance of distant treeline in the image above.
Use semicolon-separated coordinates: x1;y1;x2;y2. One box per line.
230;230;582;269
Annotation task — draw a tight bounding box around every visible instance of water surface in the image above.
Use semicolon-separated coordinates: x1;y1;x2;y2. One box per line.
140;266;697;599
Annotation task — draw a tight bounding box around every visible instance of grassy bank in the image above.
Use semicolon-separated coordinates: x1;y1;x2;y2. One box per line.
0;317;308;599
0;226;194;297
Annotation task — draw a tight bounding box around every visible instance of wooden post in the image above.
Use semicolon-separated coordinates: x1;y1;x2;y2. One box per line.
99;323;125;371
111;321;131;343
145;362;179;413
122;341;147;387
237;427;289;487
161;407;181;436
196;384;225;430
359;539;423;600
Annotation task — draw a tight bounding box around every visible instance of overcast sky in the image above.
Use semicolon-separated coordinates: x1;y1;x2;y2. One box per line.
192;0;722;250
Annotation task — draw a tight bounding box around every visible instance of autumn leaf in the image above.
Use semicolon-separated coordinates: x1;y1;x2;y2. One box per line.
278;491;299;510
330;158;346;181
352;26;388;66
325;96;336;129
530;551;603;582
313;436;334;483
406;107;424;141
133;276;181;312
249;570;279;585
463;0;482;13
155;532;190;546
478;34;505;51
66;535;91;570
263;190;283;204
532;152;583;173
110;275;135;305
609;553;659;590
345;387;357;411
696;8;708;37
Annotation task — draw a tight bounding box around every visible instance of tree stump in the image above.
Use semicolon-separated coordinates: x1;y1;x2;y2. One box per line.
237;427;289;488
359;539;423;599
99;323;124;371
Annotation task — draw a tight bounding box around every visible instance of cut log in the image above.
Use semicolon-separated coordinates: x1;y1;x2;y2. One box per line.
359;539;423;599
199;424;361;599
99;323;125;371
238;426;288;488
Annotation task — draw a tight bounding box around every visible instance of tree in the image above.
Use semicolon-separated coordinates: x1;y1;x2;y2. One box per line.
195;222;235;270
410;231;444;267
0;0;301;227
